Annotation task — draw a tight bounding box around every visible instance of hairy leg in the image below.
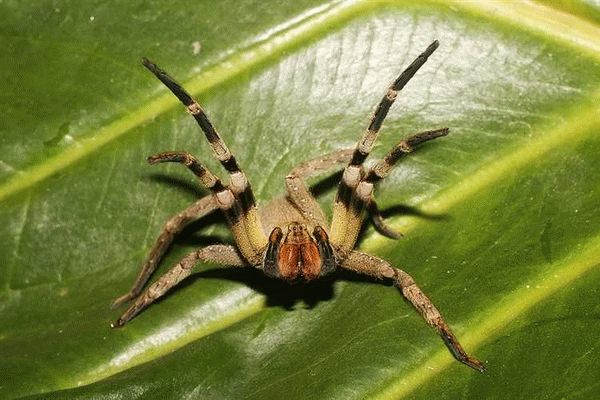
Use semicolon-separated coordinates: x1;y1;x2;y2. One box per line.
112;244;247;327
367;200;403;240
331;41;439;249
285;149;353;227
112;195;217;308
284;148;400;236
341;250;486;372
365;128;449;183
143;59;267;256
339;128;449;249
147;151;261;264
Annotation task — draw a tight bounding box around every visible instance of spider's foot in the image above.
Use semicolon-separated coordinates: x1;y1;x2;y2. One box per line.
440;327;487;373
110;318;126;329
110;293;133;309
461;356;487;373
376;222;403;240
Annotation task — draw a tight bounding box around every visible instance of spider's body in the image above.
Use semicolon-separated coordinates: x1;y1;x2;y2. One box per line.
111;41;486;373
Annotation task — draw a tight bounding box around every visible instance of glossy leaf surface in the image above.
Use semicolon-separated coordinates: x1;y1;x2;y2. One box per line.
1;1;599;399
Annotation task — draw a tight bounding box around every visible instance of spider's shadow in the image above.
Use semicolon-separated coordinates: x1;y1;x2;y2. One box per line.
179;265;388;310
146;171;448;310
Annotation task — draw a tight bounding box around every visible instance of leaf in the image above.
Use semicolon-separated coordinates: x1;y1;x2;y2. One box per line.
1;1;599;399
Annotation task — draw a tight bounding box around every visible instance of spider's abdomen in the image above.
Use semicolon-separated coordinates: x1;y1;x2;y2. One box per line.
263;223;336;282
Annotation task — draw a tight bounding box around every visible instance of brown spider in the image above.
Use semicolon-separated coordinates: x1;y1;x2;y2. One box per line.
111;40;486;372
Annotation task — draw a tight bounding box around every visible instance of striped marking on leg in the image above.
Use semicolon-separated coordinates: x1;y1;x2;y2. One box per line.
143;58;267;256
348;40;440;168
365;127;449;184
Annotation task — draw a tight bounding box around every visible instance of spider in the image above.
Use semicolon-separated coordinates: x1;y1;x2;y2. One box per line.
110;40;485;372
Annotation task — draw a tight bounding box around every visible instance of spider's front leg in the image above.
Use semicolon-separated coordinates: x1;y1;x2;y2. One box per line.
284;149;393;233
142;59;268;264
341;250;486;372
112;244;247;327
330;40;444;251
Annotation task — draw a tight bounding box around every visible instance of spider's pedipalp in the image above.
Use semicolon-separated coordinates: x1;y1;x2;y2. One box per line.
340;250;486;372
367;200;403;240
313;226;336;276
142;58;268;260
263;227;283;278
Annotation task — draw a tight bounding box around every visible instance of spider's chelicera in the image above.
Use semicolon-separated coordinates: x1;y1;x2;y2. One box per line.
111;40;486;372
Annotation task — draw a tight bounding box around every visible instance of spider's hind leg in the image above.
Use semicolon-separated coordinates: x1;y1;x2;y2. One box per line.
341;250;486;372
112;244;247;327
111;194;217;309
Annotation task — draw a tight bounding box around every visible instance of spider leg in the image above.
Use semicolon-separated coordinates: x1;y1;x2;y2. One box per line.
367;200;403;240
365;128;449;183
147;151;261;264
341;250;486;372
355;127;449;244
143;59;267;261
112;244;247;327
330;41;439;249
111;194;217;309
285;149;353;228
284;149;393;231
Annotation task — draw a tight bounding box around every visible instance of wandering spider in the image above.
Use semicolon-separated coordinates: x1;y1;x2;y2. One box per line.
111;40;485;372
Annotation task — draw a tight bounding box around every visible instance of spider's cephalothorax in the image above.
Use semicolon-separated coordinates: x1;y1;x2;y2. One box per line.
263;223;336;282
111;41;487;373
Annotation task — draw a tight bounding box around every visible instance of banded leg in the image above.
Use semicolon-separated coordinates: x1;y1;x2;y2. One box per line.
331;41;439;248
143;59;267;258
112;244;247;327
341;250;486;372
365;128;449;183
284;148;400;235
147;151;261;264
285;149;353;227
111;194;217;309
341;127;450;248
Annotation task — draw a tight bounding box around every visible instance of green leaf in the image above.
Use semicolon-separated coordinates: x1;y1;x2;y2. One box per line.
1;1;599;399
